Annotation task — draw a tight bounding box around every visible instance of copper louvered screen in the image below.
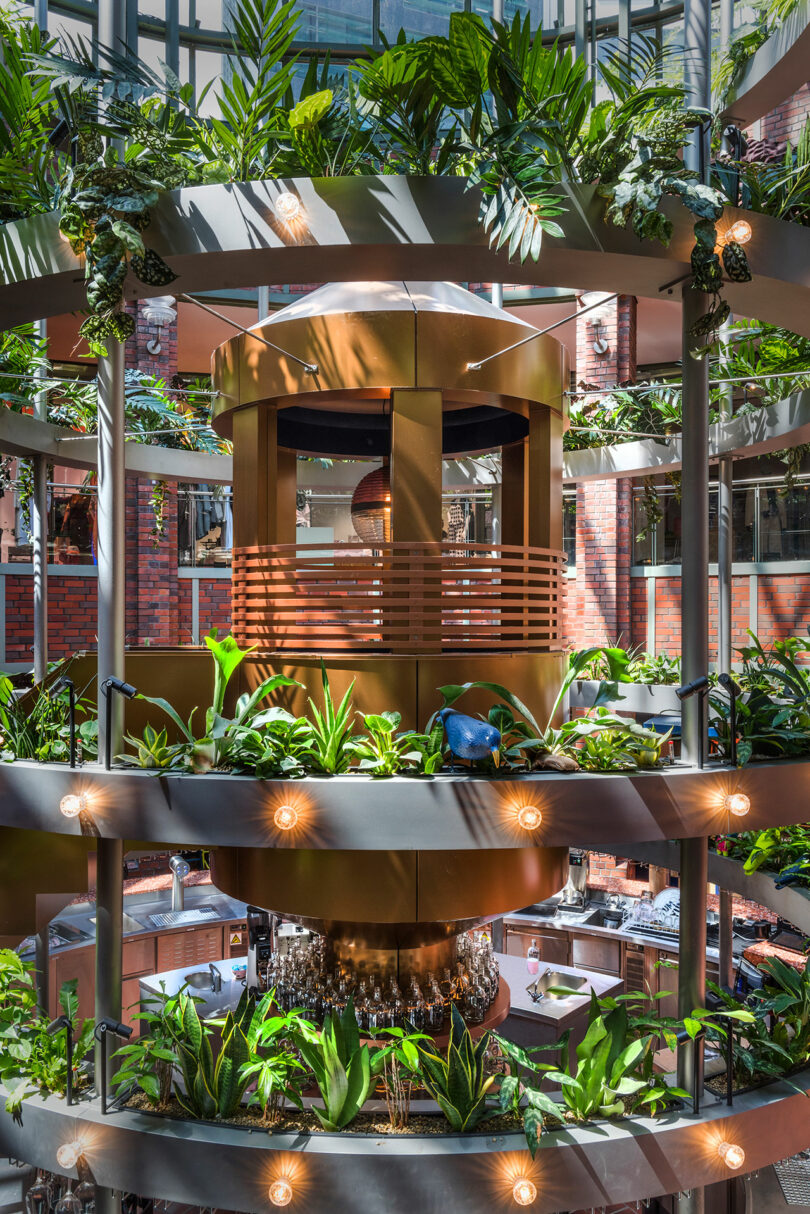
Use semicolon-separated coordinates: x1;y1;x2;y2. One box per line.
232;541;565;653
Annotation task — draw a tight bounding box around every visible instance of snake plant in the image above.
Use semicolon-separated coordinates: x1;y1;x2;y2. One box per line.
293;997;382;1131
168;990;252;1120
416;1004;496;1131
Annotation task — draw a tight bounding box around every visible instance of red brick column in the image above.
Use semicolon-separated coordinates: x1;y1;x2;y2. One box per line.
123;298;181;645
575;294;637;389
566;296;637;648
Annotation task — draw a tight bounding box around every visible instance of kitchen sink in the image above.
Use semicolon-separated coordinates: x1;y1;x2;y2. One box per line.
526;971;589;1001
185;971;217;989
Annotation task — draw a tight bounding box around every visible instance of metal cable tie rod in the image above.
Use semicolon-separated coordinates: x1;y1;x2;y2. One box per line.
57;424;219;442
177;293;319;375
568;425;675;439
566;368;810;397
0;369;218;396
466;292;621;371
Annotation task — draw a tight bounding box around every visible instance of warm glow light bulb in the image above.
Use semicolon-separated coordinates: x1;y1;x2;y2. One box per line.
273;804;298;831
268;1179;293;1206
725;793;750;817
275;192;301;222
59;793;87;819
517;804;542;831
718;1141;746;1170
55;1141;82;1169
512;1178;538;1205
725;219;752;245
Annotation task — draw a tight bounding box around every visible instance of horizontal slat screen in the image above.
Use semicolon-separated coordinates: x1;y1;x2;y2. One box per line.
232;541;565;653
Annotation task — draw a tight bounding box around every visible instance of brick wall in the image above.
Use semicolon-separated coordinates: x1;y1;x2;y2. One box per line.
565;479;632;646
4;574;98;662
761;83;810;147
198;578;231;637
588;853;776;922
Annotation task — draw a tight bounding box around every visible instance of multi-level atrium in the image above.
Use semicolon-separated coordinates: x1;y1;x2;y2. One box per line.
3;1;810;1212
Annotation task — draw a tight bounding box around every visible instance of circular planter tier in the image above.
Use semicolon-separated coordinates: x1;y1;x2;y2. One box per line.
1;1070;807;1214
1;758;808;850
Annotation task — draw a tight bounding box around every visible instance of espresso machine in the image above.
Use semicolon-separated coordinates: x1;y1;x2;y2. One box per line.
246;905;274;993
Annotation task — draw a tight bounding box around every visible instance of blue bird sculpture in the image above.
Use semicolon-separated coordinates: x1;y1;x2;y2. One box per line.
438;707;501;769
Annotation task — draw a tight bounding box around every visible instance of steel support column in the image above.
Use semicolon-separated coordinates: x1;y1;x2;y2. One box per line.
678;836;708;1094
719;887;734;990
680;289;710;765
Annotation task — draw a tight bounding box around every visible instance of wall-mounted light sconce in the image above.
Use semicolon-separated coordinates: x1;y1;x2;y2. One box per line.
268;1178;293;1206
516;804;543;832
273;804;299;831
55;1141;84;1170
512;1178;537;1205
578;291;614;358
59;793;87;819
141;296;177;356
724;792;750;818
718;1141;746;1170
275;192;302;223
721;220;752;247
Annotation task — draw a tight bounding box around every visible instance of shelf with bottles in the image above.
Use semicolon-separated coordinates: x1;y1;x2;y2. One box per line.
260;928;508;1040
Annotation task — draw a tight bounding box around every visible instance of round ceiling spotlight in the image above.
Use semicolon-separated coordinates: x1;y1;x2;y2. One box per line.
273;803;299;831
725;792;750;817
516;804;543;831
718;1140;746;1170
512;1178;538;1205
275;192;302;223
351;465;391;545
59;793;87;819
268;1178;294;1206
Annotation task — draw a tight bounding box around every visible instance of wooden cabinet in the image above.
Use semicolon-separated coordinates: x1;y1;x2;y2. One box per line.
655;949;680;1019
123;935;155;977
156;925;223;972
51;948;95;1022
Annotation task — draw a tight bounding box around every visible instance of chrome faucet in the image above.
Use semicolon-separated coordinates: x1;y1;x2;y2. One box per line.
169;854;190;912
209;963;222;993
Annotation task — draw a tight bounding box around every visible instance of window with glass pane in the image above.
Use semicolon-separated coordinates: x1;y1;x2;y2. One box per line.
178;486;233;567
632;492;655;566
563;493;576;569
733;487;754;562
779;485;810;560
660;491;682;566
296;0;372;45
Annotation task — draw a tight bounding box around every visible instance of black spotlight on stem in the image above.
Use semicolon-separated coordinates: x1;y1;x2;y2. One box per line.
48;676;76;768
100;677;138;771
717;672;742;769
93;1017;132;1114
675;675;710;770
47;1014;74;1106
